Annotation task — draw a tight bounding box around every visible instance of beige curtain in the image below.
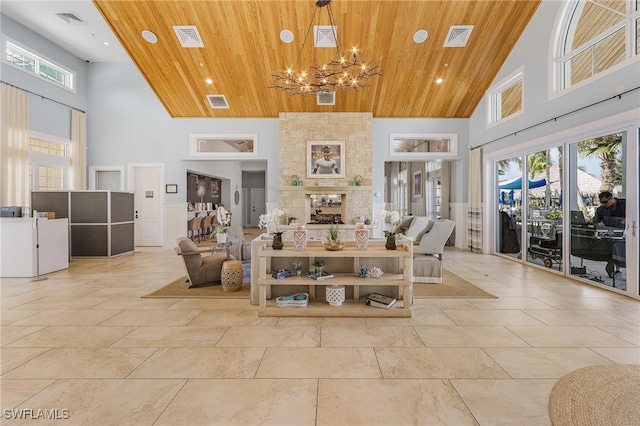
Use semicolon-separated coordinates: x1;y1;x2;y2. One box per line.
467;147;483;252
440;160;450;219
0;83;30;209
70;109;86;190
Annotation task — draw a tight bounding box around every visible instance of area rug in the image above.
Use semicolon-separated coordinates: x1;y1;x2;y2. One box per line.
143;260;251;299
413;269;497;298
548;364;640;426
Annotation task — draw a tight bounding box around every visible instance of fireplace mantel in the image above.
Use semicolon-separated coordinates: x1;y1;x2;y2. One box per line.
278;186;373;193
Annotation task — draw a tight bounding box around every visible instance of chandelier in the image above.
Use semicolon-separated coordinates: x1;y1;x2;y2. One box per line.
270;0;381;96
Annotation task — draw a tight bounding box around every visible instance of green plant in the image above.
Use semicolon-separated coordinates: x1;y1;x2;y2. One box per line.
327;225;341;241
384;230;396;237
313;259;325;268
545;209;562;220
292;260;303;271
213;224;227;234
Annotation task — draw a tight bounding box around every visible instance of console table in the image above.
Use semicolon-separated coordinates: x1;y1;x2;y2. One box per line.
253;238;413;317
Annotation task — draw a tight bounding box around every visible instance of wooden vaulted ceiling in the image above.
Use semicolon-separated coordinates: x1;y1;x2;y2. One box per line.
93;0;541;119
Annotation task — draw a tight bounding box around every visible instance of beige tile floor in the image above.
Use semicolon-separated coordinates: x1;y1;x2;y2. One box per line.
1;247;638;425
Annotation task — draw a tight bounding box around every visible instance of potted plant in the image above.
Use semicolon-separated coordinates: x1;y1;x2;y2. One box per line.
323;224;345;250
313;259;325;276
353;174;363;186
291;174;300;186
213;224;228;243
293;259;303;276
384;230;397;250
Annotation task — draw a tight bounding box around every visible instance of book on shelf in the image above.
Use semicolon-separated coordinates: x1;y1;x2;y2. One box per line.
305;271;334;281
365;293;397;309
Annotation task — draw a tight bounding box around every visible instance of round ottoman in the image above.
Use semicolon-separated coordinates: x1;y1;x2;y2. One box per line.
221;260;243;292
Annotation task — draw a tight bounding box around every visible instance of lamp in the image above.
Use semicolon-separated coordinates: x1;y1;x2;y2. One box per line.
270;0;381;96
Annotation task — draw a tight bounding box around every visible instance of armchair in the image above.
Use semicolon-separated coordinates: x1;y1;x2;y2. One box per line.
412;219;455;284
175;237;234;287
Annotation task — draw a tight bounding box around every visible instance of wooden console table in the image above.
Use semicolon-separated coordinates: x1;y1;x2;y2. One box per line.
254;238;413;317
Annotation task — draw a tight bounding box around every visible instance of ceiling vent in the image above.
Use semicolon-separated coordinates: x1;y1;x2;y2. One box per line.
443;25;474;47
173;26;204;48
206;95;229;109
317;91;336;106
314;26;337;48
56;12;87;25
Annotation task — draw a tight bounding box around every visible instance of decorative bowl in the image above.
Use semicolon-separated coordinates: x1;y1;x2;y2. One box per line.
323;240;346;251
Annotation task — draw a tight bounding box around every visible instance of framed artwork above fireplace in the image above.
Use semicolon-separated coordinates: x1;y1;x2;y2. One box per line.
307;141;345;179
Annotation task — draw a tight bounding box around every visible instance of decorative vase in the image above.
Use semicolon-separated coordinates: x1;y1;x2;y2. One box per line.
385;234;397;250
272;233;283;250
216;233;228;243
296;270;302;277
293;225;307;251
355;224;369;251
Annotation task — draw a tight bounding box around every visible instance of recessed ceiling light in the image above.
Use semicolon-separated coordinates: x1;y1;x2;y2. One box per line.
141;30;158;44
413;30;428;44
103;41;110;46
280;30;294;44
436;78;443;84
205;78;213;85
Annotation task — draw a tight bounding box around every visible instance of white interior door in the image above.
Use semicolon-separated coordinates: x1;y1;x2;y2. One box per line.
133;166;163;246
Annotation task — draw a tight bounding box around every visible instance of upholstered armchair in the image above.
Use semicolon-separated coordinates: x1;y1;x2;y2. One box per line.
412;219;456;284
175;237;234;287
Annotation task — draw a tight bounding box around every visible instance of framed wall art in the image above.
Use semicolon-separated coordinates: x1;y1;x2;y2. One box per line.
413;171;423;198
165;184;178;194
307;141;345;178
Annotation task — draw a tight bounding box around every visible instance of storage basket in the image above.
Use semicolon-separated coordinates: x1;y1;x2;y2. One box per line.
276;292;309;308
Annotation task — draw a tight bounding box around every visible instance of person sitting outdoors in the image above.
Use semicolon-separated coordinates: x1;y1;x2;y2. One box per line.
593;191;625;228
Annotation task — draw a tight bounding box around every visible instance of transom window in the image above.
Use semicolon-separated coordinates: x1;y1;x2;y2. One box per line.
559;0;639;91
486;67;524;127
4;39;75;91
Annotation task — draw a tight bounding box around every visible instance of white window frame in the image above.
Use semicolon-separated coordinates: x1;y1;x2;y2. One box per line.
28;132;71;190
2;36;76;93
550;1;640;99
486;66;524;129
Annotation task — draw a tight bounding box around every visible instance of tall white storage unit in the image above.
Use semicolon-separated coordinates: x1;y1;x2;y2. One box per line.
0;218;69;277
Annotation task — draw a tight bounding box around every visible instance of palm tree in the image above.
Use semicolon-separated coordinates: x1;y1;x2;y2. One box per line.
577;134;622;192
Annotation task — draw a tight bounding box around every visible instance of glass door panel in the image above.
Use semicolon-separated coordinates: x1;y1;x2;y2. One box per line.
525;147;563;271
568;132;626;290
497;156;522;259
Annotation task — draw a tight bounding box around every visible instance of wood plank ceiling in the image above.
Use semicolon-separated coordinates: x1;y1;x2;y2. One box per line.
93;0;541;119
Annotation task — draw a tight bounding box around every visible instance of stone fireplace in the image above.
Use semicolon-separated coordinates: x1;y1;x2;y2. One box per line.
278;112;373;224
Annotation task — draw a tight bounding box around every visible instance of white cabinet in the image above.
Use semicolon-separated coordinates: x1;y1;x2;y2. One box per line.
252;238;413;317
0;218;69;277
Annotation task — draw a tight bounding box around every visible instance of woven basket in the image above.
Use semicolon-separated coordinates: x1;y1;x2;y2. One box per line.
276;293;309;308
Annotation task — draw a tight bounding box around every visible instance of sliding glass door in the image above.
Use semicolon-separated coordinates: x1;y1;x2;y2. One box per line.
492;125;638;299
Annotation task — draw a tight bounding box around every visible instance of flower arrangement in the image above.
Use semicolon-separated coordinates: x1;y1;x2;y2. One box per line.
374;209;401;228
353;175;363;185
213;224;227;235
291;174;301;186
217;206;231;227
258;208;284;235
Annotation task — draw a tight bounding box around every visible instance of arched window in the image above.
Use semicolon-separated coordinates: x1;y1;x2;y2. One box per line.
557;0;639;91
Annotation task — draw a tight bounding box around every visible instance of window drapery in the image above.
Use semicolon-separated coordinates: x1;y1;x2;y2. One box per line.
467;147;483;252
70;109;86;189
0;83;29;209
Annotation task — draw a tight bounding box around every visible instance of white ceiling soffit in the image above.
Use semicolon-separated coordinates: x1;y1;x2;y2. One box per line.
444;25;474;47
56;12;87;25
207;95;229;109
317;91;336;106
314;26;337;48
173;26;204;48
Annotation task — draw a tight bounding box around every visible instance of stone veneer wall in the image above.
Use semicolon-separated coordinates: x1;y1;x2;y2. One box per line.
278;112;373;224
